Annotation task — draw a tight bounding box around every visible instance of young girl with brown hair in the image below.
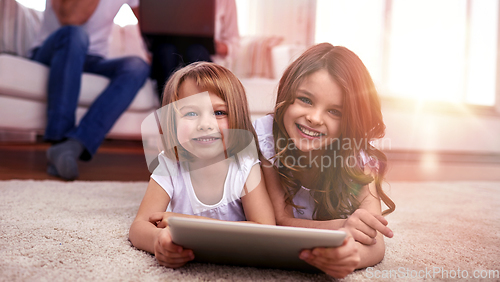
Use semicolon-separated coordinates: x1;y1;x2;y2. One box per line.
129;62;275;268
254;43;396;278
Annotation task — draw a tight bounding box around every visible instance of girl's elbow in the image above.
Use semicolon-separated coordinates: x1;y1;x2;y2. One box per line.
356;236;386;269
128;225;137;246
373;245;386;266
128;221;142;247
371;236;386;264
250;215;276;225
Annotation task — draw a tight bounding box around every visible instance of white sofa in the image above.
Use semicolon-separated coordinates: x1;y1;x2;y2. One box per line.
0;52;160;141
0;2;305;142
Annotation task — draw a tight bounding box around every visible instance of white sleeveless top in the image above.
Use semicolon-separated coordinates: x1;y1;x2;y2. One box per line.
151;150;259;221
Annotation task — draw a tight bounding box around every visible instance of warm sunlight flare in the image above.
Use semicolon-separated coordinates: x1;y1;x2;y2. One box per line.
315;0;385;86
388;0;466;102
316;0;499;106
465;0;498;105
113;4;138;27
15;0;45;11
420;153;439;175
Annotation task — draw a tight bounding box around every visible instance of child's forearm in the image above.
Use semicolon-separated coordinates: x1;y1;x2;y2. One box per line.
129;220;161;254
159;212;220;223
276;215;346;230
160;212;272;225
278;216;386;268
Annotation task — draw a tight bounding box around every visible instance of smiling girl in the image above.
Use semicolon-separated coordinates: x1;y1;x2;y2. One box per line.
129;62;275;268
254;43;396;278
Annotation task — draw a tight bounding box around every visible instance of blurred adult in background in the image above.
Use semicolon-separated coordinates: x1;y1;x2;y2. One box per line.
141;0;239;98
30;0;150;180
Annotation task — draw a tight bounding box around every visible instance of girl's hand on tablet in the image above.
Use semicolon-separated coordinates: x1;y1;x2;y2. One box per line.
154;227;194;268
342;209;393;245
299;229;359;278
149;212;174;228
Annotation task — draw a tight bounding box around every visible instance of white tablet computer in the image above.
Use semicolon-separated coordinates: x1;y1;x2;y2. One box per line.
167;217;346;272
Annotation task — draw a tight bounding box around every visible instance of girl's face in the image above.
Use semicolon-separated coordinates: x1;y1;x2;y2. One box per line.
176;78;229;160
283;69;343;153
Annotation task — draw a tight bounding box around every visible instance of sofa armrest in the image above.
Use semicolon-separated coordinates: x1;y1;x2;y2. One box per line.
0;53;159;112
0;0;43;57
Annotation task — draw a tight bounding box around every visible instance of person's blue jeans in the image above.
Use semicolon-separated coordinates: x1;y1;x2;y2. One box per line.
31;25;150;159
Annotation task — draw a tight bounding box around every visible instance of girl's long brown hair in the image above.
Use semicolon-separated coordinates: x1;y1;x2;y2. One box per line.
273;43;395;219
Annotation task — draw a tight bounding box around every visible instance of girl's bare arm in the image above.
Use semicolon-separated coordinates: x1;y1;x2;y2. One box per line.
240;164;276;225
261;157;393;268
129;179;194;267
351;181;391;268
261;158;343;228
129;179;171;253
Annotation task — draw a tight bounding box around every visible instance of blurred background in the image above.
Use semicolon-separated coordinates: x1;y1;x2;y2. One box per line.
3;0;500;181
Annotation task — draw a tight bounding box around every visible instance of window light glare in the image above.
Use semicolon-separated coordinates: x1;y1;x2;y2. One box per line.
15;0;45;11
113;4;138;27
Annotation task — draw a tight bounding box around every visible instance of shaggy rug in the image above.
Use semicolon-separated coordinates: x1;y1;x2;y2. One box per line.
0;180;499;281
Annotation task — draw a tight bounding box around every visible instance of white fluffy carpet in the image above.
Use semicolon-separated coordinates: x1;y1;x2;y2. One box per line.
0;180;499;281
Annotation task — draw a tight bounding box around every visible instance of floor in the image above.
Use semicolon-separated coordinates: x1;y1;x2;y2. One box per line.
2;138;500;182
383;150;500;181
0;139;150;181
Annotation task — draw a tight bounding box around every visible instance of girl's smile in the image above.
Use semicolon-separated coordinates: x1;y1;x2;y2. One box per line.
296;123;326;139
283;69;343;153
191;134;222;144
